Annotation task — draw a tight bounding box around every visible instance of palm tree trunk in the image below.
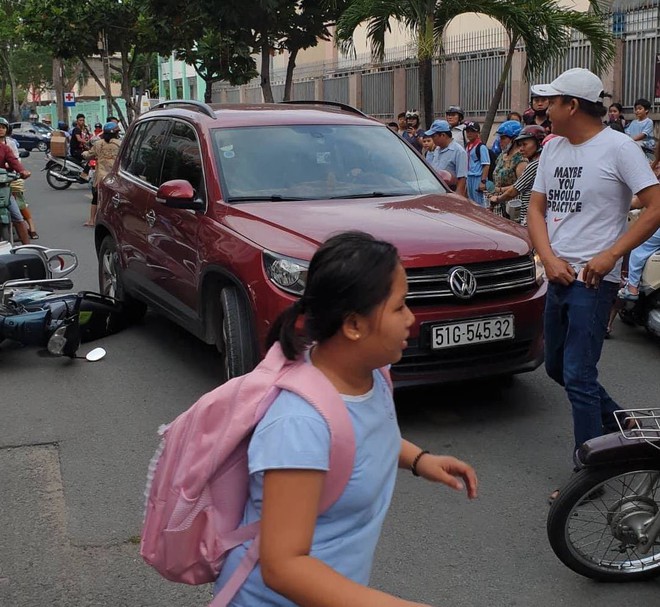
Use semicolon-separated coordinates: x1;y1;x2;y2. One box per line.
283;48;299;102
418;12;435;129
419;57;433;129
482;34;517;143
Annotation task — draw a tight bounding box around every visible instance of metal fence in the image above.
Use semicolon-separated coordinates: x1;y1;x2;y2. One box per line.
620;6;659;110
211;5;660;118
361;70;394;118
323;76;350;104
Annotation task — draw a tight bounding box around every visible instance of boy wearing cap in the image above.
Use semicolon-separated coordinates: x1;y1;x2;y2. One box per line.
425;119;468;197
464;121;491;206
527;68;660;482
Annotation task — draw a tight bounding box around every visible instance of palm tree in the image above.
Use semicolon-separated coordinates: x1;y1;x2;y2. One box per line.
335;0;441;128
334;0;614;132
479;0;615;141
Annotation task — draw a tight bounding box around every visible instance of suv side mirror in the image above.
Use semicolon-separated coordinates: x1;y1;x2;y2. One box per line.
156;179;204;210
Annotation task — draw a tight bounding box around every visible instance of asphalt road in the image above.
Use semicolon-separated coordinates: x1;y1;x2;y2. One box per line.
2;153;660;607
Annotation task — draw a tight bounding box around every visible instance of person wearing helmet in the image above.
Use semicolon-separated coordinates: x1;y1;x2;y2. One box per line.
93;122;103;137
523;94;552;134
0;117;32;243
401;110;423;152
82;122;122;226
488;125;545;224
526;68;660;497
445;106;466;149
0;118;38;240
490;120;527;216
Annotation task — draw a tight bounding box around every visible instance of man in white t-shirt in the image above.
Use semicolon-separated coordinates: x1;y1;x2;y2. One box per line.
527;68;660;485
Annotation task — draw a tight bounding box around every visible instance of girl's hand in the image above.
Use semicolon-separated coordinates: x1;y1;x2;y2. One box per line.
415;454;478;499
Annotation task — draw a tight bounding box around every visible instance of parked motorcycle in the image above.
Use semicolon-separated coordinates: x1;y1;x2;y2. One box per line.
547;410;660;581
0;244;124;359
43;152;95;190
618;247;660;338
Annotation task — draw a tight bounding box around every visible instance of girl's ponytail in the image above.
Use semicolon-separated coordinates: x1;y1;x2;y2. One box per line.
266;300;305;360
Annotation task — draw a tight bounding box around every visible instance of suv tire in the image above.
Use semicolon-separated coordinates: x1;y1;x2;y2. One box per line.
37;141;48;152
98;236;147;323
216;286;257;380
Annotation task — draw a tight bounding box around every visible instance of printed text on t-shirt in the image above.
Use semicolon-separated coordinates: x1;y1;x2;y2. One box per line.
547;165;583;214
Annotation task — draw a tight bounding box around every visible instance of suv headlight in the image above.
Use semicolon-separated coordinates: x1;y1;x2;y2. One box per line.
263;252;309;296
533;251;546;285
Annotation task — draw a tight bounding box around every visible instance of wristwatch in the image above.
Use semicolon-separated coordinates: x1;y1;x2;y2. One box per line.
481;179;487;183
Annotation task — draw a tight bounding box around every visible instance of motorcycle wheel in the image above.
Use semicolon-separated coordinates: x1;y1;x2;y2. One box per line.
547;464;660;581
46;165;72;190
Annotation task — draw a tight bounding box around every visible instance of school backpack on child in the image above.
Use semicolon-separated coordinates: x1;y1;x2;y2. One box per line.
476;143;498;182
140;342;372;607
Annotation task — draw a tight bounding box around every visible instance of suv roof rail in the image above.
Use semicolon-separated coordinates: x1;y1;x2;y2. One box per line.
151;100;216;119
278;100;367;118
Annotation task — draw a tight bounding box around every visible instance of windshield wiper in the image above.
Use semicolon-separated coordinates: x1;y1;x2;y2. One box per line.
329;192;408;199
226;195;310;202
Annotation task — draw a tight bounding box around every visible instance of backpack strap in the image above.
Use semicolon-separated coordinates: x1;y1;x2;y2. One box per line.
276;362;355;511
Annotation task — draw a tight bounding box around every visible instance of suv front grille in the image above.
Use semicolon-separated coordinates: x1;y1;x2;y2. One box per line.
406;255;537;305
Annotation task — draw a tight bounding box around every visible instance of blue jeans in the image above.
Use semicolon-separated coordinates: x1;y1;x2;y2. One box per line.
544;280;621;455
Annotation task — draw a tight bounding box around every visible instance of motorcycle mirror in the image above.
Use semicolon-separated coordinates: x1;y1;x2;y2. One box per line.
85;347;106;362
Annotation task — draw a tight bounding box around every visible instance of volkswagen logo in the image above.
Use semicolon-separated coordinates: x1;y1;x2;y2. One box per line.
448;266;477;299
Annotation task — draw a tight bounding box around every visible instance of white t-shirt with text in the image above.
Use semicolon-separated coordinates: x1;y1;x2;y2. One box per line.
532;128;658;282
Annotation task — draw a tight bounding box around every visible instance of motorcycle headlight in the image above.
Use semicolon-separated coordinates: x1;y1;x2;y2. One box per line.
533;251;546;285
47;326;68;356
263;252;309;296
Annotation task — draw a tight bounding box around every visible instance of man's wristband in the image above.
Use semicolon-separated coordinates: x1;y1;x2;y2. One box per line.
411;450;430;477
481;179;488;183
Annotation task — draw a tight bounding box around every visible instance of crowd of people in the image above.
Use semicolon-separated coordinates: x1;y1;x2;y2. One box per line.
389;92;659;229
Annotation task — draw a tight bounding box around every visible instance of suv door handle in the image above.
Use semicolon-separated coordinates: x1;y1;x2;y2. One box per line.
112;193;129;208
145;209;156;227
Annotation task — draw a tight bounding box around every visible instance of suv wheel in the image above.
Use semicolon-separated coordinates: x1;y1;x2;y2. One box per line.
216;286;257;380
37;141;48;152
98;236;147;323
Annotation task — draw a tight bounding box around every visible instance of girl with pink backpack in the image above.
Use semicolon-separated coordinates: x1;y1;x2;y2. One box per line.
214;231;478;607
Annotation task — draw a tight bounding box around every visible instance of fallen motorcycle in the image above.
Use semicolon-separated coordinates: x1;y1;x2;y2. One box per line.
43;152;95;190
547;410;660;581
0;244;125;359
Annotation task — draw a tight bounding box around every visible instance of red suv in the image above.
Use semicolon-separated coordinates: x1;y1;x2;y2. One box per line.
95;100;546;386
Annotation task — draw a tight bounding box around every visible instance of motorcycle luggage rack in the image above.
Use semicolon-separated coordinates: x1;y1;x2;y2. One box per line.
615;408;660;450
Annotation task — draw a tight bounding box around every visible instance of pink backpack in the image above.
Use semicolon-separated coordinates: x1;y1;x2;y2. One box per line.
140;342;362;607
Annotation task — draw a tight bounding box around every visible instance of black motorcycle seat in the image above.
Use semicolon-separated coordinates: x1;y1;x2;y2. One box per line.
578;431;660;467
0;253;47;284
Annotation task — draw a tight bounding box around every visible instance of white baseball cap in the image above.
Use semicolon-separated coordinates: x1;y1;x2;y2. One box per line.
530;68;605;103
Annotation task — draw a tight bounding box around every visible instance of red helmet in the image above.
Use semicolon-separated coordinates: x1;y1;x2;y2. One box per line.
514;125;546;146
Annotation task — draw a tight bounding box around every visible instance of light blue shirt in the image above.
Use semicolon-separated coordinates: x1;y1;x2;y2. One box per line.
215;370;401;606
467;142;491;177
430;140;468;179
626;117;654;150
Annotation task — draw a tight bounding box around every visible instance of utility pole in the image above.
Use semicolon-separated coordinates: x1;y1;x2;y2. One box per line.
99;30;113;118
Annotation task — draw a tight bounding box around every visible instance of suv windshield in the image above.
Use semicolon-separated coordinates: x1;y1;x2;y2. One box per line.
212;124;446;202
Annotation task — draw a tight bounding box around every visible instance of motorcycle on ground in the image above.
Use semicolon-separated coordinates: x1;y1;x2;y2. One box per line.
547;411;660;581
0;244;124;360
43;152;95;190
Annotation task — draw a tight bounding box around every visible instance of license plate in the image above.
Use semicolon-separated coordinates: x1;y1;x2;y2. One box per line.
431;315;514;349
